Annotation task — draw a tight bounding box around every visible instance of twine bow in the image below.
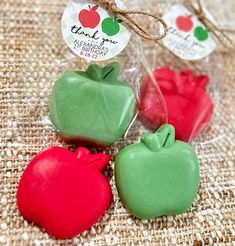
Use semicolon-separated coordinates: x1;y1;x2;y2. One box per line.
93;0;168;41
185;0;234;51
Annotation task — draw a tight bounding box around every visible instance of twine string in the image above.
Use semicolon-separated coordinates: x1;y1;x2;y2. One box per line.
93;0;168;41
185;0;234;50
94;0;234;68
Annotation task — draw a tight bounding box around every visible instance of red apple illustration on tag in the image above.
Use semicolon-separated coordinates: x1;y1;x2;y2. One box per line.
17;147;112;239
78;5;100;29
176;14;193;32
102;17;122;36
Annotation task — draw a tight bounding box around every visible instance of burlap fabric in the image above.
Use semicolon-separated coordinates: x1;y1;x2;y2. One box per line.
0;0;234;245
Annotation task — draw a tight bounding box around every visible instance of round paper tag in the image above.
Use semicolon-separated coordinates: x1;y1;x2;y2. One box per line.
162;4;217;60
61;0;131;61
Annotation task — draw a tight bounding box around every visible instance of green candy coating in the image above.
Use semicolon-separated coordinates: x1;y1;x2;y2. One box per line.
115;124;199;219
49;62;135;146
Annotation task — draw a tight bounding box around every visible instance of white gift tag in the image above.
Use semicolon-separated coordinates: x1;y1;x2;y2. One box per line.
162;4;217;60
61;0;131;61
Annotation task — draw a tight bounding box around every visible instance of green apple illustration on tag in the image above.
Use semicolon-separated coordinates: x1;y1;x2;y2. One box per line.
101;18;122;36
115;124;199;219
194;26;209;41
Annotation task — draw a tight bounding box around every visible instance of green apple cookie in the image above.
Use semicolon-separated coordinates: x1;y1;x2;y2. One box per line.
115;124;199;219
49;62;135;146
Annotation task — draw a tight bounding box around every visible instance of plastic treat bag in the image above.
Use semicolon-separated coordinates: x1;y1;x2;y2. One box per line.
14;1;169;240
138;63;217;142
133;0;225;143
21;1;222;145
43;0;168;147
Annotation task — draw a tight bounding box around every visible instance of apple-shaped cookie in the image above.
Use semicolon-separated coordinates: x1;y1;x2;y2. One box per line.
49;62;135;146
139;67;214;141
115;124;199;219
17;147;112;239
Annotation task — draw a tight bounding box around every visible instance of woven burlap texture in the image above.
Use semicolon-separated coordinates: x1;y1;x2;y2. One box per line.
0;0;235;245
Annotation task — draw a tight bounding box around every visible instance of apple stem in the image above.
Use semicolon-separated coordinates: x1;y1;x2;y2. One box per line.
88;5;91;10
75;148;110;171
102;62;120;80
75;147;90;161
141;124;176;151
87;63;120;81
155;124;175;148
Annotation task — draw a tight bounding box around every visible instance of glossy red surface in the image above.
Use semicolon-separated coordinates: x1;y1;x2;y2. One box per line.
139;67;214;141
17;147;112;239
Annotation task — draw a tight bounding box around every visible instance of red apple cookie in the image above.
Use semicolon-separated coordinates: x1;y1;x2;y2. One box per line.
139;67;214;141
17;147;112;239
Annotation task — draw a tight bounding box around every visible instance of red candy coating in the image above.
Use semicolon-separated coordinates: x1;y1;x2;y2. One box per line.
139;67;214;141
17;147;112;239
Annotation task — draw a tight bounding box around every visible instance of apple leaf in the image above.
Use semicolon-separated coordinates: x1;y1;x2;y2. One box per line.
141;133;161;152
155;124;175;148
87;154;110;171
91;5;99;11
117;19;123;23
87;64;103;81
75;148;110;171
